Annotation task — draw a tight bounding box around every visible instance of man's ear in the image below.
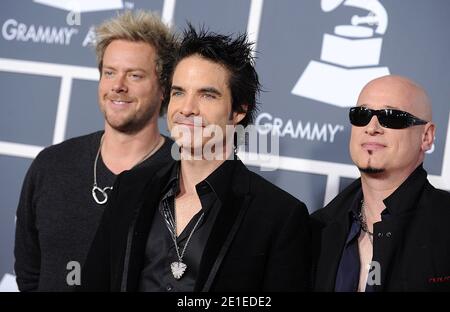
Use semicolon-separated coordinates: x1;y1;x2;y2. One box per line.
421;122;435;152
232;104;248;125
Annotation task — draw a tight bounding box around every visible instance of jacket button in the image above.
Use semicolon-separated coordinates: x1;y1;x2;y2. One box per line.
386;232;392;238
166;284;173;291
377;232;383;238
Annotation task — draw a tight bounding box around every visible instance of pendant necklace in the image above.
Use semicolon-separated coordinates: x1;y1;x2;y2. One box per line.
92;135;163;204
163;198;204;279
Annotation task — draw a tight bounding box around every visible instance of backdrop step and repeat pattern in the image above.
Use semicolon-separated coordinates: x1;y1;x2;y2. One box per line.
1;0;450;291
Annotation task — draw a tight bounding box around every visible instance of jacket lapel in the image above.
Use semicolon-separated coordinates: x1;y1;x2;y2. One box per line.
314;217;348;291
120;163;175;291
372;214;411;291
195;161;251;291
312;181;361;291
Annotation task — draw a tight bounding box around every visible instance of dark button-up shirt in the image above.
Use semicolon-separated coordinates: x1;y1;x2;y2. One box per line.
334;191;363;292
334;190;391;292
138;160;235;291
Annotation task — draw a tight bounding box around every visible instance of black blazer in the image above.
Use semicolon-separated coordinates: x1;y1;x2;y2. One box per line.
311;166;450;291
80;159;311;291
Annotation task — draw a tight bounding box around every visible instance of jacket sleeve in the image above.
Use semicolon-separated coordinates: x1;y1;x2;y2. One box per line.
14;162;41;292
262;201;312;291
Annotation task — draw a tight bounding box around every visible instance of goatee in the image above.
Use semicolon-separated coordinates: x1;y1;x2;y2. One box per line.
358;166;385;174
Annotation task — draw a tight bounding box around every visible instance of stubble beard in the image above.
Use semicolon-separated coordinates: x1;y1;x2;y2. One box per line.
104;102;158;135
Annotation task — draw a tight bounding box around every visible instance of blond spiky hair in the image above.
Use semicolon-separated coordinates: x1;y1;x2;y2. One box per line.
95;10;177;115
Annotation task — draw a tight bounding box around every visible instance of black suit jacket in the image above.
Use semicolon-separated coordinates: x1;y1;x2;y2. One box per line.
80;159;311;291
311;166;450;291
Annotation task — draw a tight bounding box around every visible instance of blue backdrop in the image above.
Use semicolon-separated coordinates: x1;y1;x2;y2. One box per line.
1;0;449;291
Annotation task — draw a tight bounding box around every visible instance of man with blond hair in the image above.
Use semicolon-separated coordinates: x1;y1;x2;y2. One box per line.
14;11;177;291
312;75;450;291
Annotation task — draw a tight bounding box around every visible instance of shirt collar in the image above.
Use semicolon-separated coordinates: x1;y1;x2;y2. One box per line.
345;165;426;220
160;158;237;205
195;158;236;204
383;164;427;216
159;162;180;202
346;187;363;222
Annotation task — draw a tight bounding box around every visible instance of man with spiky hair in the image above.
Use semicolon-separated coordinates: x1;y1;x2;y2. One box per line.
14;11;176;291
80;26;311;292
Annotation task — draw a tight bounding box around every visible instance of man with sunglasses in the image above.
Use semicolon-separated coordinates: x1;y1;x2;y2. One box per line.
311;75;450;291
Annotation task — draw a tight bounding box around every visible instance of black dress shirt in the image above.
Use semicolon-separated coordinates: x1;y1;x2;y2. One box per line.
138;161;235;291
334;185;392;292
334;190;378;292
80;156;312;292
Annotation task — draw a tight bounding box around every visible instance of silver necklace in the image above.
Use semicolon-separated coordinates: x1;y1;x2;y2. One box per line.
164;198;204;279
358;200;373;244
92;135;163;205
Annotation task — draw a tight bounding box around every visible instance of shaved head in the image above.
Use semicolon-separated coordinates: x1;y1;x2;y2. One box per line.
350;74;436;181
357;75;432;121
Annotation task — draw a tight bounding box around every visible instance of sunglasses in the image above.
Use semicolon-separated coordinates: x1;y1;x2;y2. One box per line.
349;106;428;129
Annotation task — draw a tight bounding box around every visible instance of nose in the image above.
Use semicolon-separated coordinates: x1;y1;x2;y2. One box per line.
180;94;199;116
111;73;128;93
365;115;384;135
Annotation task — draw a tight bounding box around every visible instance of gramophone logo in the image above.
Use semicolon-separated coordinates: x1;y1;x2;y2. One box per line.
292;0;390;107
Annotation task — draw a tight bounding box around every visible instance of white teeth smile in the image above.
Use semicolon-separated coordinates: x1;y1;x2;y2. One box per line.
112;100;129;105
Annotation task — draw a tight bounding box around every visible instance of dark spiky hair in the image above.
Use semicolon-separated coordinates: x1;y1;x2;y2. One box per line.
163;24;260;127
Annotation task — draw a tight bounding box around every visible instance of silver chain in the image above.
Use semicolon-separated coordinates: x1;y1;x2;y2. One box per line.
166;198;204;262
92;135;163;204
358;199;374;244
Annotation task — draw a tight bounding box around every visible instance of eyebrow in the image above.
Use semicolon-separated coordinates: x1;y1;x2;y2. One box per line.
199;87;222;96
360;104;401;110
385;105;401;110
102;65;146;73
171;85;223;97
171;85;184;92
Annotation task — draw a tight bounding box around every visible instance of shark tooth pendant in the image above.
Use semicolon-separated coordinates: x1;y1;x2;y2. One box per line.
171;262;187;279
